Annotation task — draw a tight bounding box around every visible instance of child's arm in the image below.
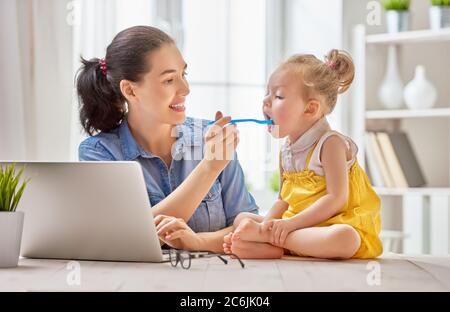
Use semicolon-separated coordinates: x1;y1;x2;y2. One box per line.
264;199;289;221
287;135;349;230
264;153;289;221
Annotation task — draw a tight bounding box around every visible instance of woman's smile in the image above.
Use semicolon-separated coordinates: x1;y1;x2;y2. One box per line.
169;98;186;113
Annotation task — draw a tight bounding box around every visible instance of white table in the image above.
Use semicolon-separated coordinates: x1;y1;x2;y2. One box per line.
1;254;450;292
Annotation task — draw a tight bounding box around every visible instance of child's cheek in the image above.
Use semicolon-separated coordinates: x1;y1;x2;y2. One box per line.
273;105;289;125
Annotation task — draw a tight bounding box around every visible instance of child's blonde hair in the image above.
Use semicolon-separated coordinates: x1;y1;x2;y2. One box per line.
280;49;355;114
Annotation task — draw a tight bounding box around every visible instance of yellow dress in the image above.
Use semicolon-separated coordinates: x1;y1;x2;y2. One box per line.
280;136;383;259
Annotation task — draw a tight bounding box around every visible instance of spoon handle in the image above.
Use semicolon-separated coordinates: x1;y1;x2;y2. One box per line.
207;119;273;125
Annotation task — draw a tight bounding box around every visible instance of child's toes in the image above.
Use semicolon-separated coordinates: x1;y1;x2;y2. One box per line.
223;234;234;253
231;231;240;241
223;232;233;244
223;242;231;253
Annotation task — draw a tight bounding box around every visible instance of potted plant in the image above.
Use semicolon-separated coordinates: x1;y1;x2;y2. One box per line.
381;0;411;33
0;164;29;268
430;0;450;30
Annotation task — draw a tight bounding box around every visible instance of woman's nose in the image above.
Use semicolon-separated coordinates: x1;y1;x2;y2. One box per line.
179;79;190;96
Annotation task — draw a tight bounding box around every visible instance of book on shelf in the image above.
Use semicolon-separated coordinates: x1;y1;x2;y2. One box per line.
364;133;384;187
376;132;409;188
387;132;426;187
366;131;395;187
364;131;426;188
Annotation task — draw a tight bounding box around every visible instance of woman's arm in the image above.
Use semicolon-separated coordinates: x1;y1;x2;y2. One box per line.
151;159;231;221
151;114;239;222
287;135;349;230
155;214;232;253
80;113;239;223
197;226;234;253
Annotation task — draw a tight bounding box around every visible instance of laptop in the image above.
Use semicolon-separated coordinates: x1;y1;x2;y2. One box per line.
1;161;168;262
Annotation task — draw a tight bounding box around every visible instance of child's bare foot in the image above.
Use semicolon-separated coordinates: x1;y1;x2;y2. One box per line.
232;218;271;243
223;232;233;254
230;239;284;259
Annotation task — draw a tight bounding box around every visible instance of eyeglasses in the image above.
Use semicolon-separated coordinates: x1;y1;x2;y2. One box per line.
166;249;245;269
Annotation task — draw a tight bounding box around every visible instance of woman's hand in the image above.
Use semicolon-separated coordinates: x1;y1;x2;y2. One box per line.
150;111;239;223
203;111;239;172
261;218;295;247
154;214;202;251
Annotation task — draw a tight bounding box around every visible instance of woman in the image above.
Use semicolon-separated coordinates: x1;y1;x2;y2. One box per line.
76;26;258;253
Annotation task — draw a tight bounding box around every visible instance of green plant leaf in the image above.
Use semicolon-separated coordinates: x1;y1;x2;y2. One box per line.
5;179;13;212
10;166;24;201
0;163;29;212
431;0;450;6
0;179;3;210
12;180;28;212
381;0;410;10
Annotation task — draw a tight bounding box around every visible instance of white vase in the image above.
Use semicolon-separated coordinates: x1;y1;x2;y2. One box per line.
378;46;404;109
386;10;410;33
0;211;24;268
429;6;450;30
404;65;437;110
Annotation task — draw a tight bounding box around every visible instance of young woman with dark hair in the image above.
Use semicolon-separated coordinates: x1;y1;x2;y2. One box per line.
76;26;258;253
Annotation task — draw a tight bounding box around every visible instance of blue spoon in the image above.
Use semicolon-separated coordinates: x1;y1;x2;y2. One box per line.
207;119;274;126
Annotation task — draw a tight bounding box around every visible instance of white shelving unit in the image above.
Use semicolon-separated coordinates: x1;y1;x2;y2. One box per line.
352;25;450;255
365;28;450;45
366;107;450;120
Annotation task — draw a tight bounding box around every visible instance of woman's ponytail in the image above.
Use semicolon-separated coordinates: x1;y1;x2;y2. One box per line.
76;57;125;136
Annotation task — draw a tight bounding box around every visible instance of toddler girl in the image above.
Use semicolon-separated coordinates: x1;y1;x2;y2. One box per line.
223;49;382;260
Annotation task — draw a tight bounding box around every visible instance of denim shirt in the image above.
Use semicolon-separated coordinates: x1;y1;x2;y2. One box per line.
78;117;259;233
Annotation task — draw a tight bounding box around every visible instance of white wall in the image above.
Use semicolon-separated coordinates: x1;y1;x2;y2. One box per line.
284;0;346;133
0;0;73;161
0;0;26;160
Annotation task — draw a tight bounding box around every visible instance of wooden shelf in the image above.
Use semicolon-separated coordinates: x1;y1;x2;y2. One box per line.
374;187;450;196
366;28;450;45
366;108;450;120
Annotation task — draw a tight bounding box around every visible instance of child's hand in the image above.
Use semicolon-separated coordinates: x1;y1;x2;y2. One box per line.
262;218;295;247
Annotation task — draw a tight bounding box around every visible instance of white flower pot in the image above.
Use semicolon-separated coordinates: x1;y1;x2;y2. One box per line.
429;6;450;30
378;45;404;109
404;65;437;110
0;211;24;268
386;10;409;33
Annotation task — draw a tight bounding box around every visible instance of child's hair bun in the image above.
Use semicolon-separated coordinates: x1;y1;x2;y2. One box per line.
325;49;355;94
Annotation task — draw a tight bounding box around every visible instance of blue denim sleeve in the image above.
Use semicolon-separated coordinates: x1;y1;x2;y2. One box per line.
219;153;259;226
78;140;115;161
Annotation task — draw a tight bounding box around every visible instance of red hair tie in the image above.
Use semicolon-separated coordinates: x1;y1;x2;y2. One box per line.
99;58;107;76
326;60;336;70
